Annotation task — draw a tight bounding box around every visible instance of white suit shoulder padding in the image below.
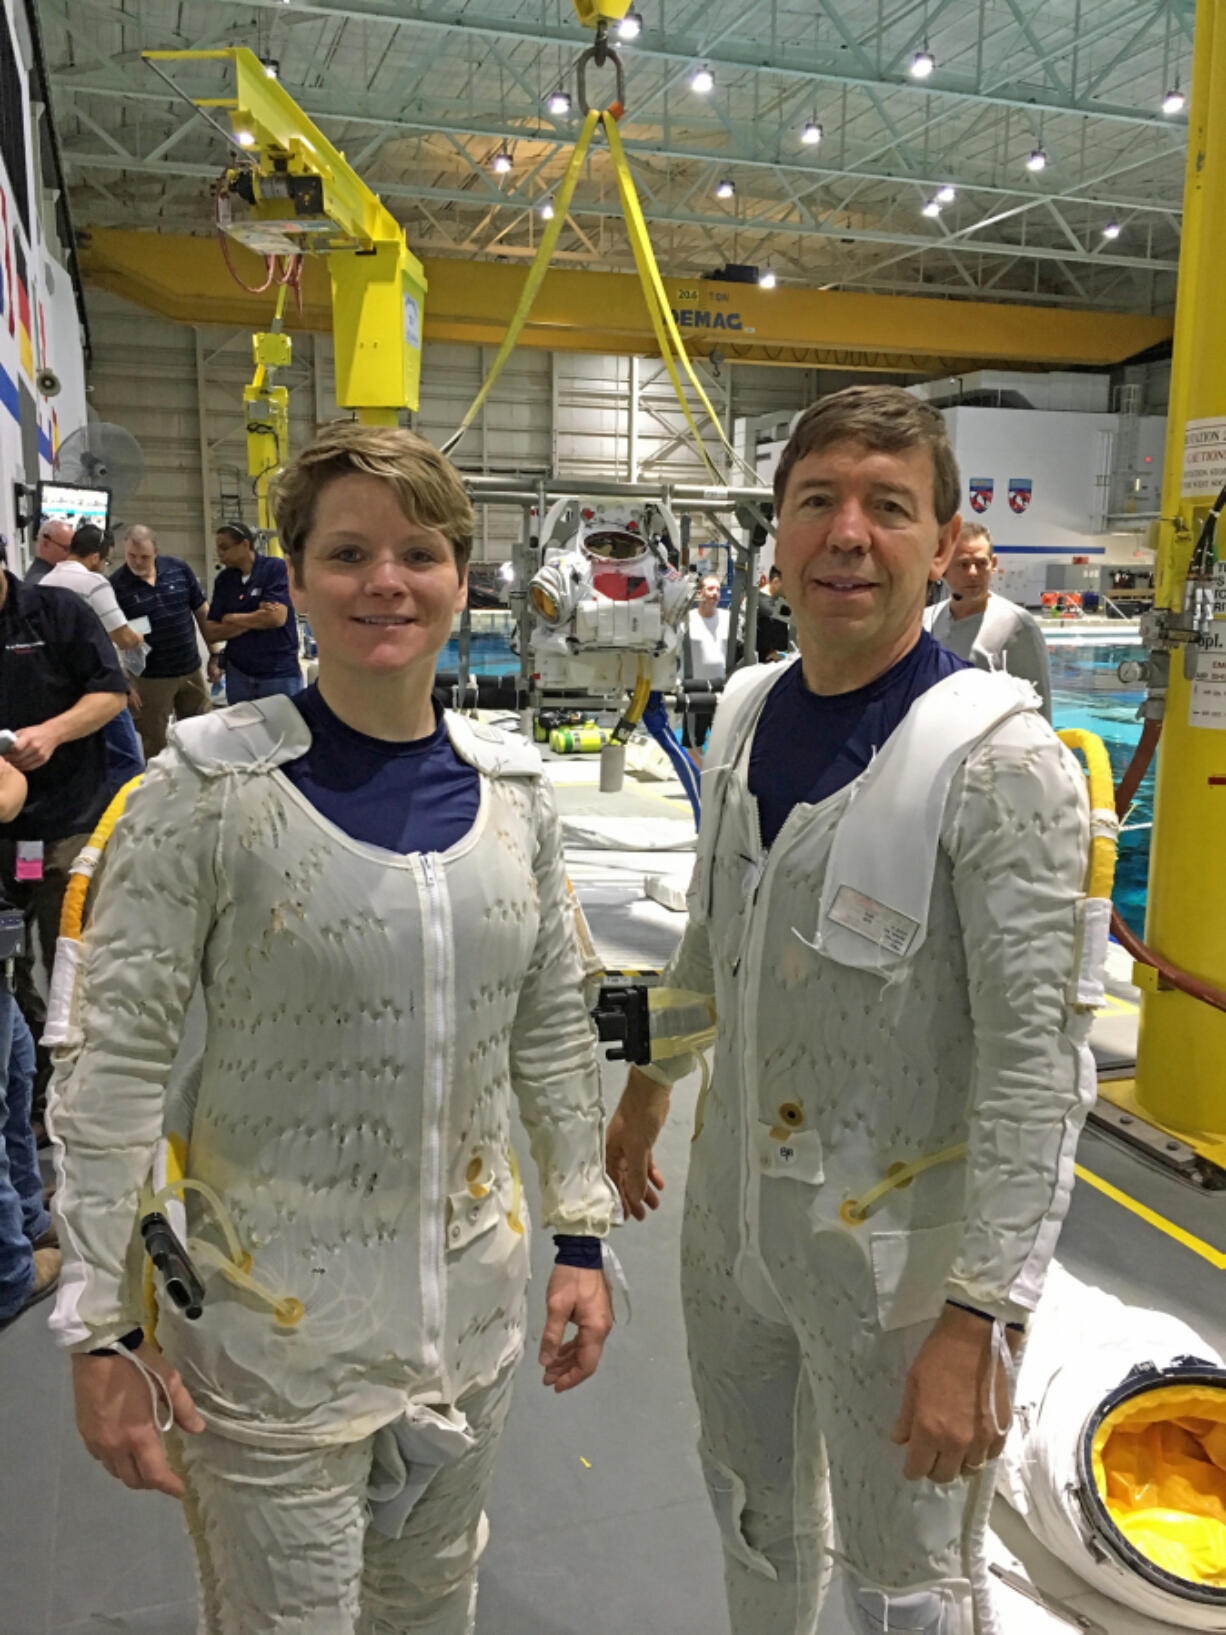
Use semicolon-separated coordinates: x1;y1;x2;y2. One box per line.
167;695;544;781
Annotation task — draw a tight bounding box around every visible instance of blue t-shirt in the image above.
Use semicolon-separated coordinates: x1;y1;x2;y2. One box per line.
284;684;481;854
209;553;300;678
749;631;969;849
110;556;206;679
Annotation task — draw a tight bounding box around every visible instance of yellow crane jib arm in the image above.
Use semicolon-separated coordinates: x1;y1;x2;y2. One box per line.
144;47;425;419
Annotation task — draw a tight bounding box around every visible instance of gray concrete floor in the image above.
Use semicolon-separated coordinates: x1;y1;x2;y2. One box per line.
5;1075;1223;1635
3;759;1223;1635
0;1055;726;1635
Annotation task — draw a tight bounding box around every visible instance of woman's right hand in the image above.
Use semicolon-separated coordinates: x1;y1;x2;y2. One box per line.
72;1342;205;1498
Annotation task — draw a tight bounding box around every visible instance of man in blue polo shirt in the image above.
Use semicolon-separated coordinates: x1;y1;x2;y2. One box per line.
110;525;214;759
202;523;303;702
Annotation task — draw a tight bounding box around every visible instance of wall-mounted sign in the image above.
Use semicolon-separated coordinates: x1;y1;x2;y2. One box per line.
968;477;993;513
1008;477;1032;514
1183;418;1226;498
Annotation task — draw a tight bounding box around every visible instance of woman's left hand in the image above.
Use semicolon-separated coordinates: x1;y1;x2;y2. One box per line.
539;1265;614;1393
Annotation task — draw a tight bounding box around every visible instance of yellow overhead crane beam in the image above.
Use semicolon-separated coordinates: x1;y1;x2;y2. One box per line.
144;47;426;424
78;227;1170;376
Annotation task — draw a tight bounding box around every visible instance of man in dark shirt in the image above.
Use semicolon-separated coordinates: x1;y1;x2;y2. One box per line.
110;525;214;758
755;562;793;662
0;756;61;1322
22;518;73;586
0;563;128;1107
203;523;303;702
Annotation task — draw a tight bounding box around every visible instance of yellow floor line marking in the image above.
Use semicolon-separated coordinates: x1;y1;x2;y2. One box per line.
1075;1164;1226;1270
1099;993;1140;1017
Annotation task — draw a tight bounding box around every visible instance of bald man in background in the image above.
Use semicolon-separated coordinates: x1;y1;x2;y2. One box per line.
23;520;73;586
110;525;213;759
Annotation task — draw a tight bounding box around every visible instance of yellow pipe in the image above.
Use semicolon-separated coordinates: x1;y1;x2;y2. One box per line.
1134;0;1226;1136
58;777;144;941
624;658;652;728
1056;729;1118;902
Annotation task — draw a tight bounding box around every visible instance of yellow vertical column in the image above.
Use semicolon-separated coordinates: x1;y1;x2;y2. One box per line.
1134;0;1226;1131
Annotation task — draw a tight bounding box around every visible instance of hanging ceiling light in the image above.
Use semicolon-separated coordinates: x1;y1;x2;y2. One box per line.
491;148;513;175
1102;221;1121;240
758;269;777;289
801;118;823;146
1025;146;1048;172
261;59;280;80
690;63;715;94
1162;85;1186;116
936;184;956;205
921;198;942;218
235;129;257;147
547;89;571;116
539;200;556;220
909;47;936;79
618;10;643;40
715;177;735;200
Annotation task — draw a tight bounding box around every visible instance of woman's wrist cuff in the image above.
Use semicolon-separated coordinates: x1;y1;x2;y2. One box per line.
553;1235;603;1270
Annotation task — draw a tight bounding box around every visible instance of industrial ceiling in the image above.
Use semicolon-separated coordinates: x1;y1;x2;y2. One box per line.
38;0;1193;313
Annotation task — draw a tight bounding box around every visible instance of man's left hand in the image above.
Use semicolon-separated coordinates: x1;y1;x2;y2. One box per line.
891;1303;1022;1484
7;721;62;771
539;1265;613;1393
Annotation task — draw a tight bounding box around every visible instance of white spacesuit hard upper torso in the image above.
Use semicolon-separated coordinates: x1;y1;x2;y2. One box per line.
48;699;617;1448
659;658;1093;1330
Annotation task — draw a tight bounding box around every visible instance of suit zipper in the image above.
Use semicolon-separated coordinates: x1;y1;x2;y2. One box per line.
418;852;446;1374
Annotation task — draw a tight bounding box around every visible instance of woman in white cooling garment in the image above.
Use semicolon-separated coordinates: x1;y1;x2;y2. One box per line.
48;422;619;1635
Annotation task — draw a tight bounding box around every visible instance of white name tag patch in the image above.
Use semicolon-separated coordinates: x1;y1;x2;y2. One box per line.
827;886;920;958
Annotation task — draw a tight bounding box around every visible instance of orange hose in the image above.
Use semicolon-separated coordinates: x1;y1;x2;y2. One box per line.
1116;715;1162;819
1111;904;1226;1015
217;226;276;294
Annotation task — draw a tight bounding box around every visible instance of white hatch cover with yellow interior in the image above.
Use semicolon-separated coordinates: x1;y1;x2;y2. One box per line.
999;1261;1226;1629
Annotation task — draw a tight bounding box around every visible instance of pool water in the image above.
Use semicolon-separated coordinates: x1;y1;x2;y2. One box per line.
1049;641;1152;931
440;634;520;677
440;634;1154;927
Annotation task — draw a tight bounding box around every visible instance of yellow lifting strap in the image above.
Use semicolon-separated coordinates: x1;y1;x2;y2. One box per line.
602;112;743;485
445;109;761;488
441;109;601;456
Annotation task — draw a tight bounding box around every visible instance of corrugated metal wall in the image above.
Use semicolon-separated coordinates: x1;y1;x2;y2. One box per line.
83;289;821;582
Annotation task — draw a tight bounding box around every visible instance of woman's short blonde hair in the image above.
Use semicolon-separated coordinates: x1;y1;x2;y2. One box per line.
272;422;475;577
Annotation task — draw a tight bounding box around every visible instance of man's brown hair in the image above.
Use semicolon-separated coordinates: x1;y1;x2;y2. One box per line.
956;520;993;549
773;385;961;525
272;422;475;577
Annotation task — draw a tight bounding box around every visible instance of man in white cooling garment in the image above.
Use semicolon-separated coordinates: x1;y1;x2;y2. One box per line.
608;385;1094;1635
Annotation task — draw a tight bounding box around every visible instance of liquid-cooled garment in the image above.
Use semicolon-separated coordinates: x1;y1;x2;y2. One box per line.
653;659;1093;1631
47;695;618;1450
174;1357;518;1635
